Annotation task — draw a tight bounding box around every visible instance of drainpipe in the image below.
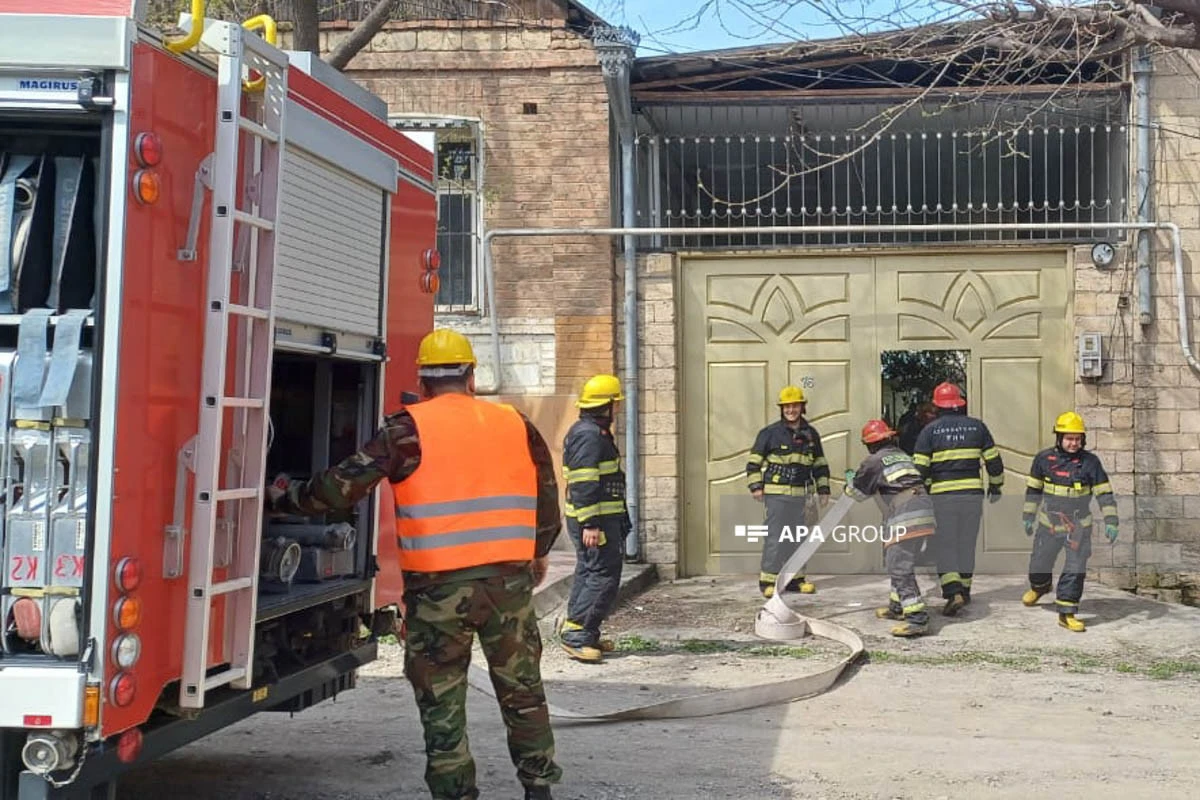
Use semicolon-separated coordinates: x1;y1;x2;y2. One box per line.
1134;46;1154;325
594;27;642;561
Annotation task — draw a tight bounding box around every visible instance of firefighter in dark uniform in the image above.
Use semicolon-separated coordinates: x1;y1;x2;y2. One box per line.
1022;412;1119;633
845;420;938;637
746;386;831;597
913;382;1004;616
559;374;629;663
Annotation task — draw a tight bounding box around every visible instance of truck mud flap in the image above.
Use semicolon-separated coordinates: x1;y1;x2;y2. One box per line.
467;494;864;724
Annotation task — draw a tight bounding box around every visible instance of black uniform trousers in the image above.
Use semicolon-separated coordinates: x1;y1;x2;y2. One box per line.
562;514;625;648
1028;525;1092;616
932;493;983;599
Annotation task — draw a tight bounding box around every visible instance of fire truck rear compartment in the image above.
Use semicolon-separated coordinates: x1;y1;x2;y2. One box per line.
255;353;378;622
0;115;102;663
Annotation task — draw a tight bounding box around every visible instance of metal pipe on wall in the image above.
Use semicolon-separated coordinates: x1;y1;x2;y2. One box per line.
1134;47;1154;326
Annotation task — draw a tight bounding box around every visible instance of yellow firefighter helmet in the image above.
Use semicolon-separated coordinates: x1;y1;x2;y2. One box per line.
577;374;624;409
778;385;807;405
1053;411;1086;435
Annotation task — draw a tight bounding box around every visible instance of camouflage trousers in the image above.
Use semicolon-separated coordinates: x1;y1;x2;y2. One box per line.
402;569;562;799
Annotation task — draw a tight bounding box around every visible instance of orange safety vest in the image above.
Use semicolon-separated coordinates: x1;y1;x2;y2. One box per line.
393;393;538;573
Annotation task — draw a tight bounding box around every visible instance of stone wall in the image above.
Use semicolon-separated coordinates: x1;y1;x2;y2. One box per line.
615;253;681;579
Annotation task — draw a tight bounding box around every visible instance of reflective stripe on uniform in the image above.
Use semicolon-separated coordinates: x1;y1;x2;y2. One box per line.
395;494;537;520
399;524;535;550
930;478;984;493
930;448;982;462
565;500;626;518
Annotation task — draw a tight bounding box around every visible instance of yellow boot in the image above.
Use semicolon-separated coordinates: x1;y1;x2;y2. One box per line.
798;582;816;594
560;642;604;662
1022;588;1047;607
1058;613;1086;633
891;620;928;637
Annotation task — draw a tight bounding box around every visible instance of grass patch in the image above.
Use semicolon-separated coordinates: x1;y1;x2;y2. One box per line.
1146;660;1200;680
614;635;661;652
868;650;1041;672
377;633;398;646
1115;663;1138;674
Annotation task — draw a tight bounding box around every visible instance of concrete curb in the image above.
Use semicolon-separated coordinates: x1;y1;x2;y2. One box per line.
533;559;659;620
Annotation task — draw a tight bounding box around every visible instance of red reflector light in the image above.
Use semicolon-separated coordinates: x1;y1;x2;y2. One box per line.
423;248;441;271
420;272;440;295
116;728;143;764
114;557;143;592
23;715;52;727
133;132;163;167
109;673;136;707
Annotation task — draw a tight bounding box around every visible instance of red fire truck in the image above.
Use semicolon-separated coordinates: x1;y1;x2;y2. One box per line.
0;2;438;796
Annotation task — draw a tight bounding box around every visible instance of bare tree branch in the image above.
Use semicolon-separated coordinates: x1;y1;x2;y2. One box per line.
326;0;395;69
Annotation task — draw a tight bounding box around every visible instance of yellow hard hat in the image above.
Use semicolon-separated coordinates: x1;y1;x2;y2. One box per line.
577;374;623;408
778;386;807;405
1054;411;1086;434
416;329;476;377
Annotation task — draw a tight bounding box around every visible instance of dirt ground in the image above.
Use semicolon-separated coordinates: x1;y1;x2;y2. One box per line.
116;574;1200;799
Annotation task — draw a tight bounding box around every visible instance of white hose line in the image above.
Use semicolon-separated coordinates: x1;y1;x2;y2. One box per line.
467;494;865;724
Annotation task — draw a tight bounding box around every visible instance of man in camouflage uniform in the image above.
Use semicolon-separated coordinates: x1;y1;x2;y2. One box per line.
268;329;562;800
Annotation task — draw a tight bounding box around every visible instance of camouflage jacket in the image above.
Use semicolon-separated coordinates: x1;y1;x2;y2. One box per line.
274;400;562;586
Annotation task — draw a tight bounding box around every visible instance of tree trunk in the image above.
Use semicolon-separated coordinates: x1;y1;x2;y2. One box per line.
326;0;394;70
291;0;321;55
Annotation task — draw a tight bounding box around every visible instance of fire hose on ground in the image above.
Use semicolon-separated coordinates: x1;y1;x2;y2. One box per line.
467;493;865;723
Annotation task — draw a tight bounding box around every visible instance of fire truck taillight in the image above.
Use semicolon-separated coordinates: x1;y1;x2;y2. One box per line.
109;673;136;708
420;248;441;294
423;248;441;271
116;728;143;764
112;597;142;631
111;634;142;669
83;685;101;728
133;132;163;167
114;557;143;592
132;170;160;205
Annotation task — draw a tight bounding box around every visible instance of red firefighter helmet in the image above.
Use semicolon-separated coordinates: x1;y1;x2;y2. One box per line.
932;382;966;409
861;419;897;444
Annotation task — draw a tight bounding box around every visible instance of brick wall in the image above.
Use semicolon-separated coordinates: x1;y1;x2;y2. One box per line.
1071;50;1200;606
285;5;616;396
615;253;680;579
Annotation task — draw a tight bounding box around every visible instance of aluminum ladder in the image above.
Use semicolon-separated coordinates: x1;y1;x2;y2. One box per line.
179;21;290;710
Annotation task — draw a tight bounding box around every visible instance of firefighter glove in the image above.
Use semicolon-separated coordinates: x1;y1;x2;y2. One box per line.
844;469;857;484
1105;524;1119;544
1023;516;1035;537
988;487;1002;504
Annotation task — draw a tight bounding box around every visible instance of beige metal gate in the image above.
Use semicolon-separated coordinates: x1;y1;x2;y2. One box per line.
680;249;1074;577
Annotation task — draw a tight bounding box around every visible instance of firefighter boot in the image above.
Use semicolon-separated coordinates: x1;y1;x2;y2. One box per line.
598;637;616;653
891;620;929;637
942;594;967;617
785;575;816;594
1022;588;1048;607
876;600;904;621
524;785;553;800
1058;613;1086;633
559;620;603;663
560;641;603;662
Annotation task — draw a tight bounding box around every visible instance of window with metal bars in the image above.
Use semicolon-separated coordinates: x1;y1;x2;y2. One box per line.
634;95;1130;251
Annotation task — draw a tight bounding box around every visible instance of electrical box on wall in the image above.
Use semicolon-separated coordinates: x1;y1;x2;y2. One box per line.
1079;332;1104;378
